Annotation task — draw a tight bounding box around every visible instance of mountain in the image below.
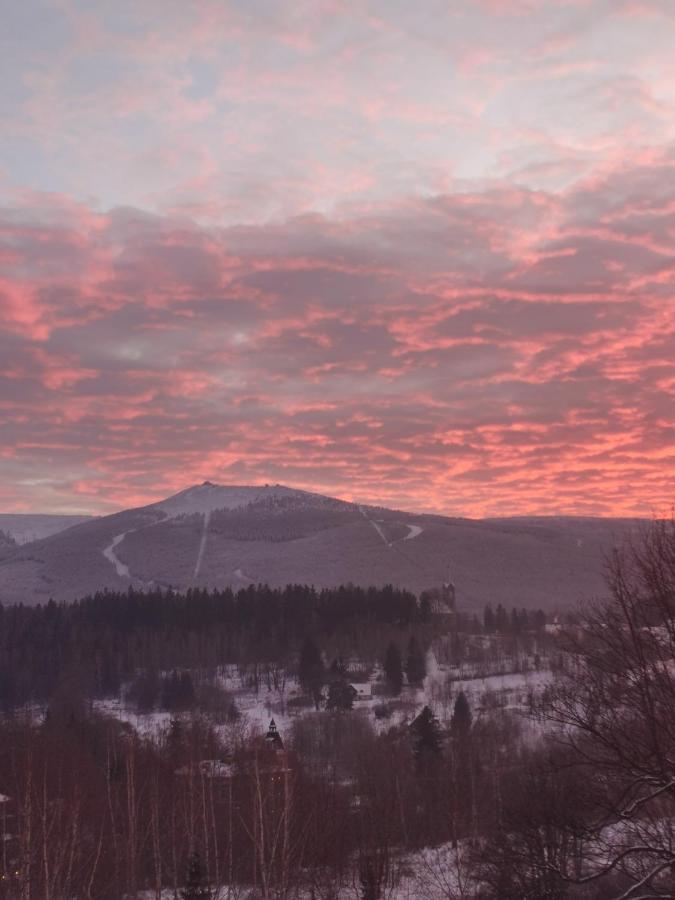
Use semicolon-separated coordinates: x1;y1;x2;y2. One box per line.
0;482;645;609
0;514;94;544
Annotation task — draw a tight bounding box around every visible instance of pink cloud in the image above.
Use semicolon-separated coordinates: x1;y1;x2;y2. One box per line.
0;149;674;517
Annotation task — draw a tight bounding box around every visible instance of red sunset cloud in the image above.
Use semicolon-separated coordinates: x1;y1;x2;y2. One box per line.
1;0;674;515
1;147;674;516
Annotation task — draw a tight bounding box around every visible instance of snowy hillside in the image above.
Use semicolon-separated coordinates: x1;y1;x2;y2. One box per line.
0;483;644;607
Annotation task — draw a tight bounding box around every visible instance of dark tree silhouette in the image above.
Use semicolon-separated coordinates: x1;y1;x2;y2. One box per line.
542;518;675;897
298;638;325;707
326;679;357;711
405;636;426;687
411;705;443;761
181;850;211;899
451;691;472;736
383;643;403;695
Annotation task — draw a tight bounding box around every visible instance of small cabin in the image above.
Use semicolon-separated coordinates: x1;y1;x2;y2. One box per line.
350;682;372;700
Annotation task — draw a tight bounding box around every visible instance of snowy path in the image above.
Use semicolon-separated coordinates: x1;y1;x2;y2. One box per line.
369;518;391;547
193;510;210;579
103;533;131;578
234;567;254;584
359;508;424;547
358;506;392;547
102;519;161;586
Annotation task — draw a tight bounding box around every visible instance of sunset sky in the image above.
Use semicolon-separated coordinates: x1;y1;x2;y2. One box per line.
1;0;674;517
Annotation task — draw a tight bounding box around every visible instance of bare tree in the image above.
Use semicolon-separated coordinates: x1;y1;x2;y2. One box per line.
543;518;675;898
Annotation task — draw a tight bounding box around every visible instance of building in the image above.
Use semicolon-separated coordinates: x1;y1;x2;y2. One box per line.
420;562;457;618
350;682;372;701
265;719;284;751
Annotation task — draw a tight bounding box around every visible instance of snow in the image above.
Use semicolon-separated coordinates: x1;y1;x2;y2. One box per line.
134;840;474;898
92;655;556;749
234;567;254;583
105;481;344;584
351;682;373;699
235;692;293;737
94;699;175;736
102;527;155;587
358;508;424;548
155;482;317;518
193;510;210;579
423;648;442;695
359;505;392;547
451;669;554;696
103;533;132;578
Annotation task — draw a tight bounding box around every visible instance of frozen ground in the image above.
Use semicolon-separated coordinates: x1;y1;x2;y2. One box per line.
136;839;475;898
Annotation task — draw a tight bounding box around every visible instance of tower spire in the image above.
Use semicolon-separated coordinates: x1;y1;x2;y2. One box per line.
442;559;456;611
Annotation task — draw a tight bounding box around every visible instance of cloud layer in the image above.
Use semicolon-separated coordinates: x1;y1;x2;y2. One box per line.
1;1;674;515
2;150;674;515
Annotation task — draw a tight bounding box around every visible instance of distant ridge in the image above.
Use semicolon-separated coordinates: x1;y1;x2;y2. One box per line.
0;513;94;545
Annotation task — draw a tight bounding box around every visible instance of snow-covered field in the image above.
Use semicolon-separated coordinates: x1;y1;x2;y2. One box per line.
96;651;555;751
135;840;475;899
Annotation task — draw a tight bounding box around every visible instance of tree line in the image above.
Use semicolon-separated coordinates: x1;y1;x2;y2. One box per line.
0;582;549;711
0;584;422;709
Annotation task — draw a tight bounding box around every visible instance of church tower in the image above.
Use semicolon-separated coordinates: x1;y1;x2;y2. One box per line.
265;718;284;751
442;561;456;612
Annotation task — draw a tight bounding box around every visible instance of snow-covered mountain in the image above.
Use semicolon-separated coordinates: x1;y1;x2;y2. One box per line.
0;513;94;544
0;482;644;609
154;482;331;518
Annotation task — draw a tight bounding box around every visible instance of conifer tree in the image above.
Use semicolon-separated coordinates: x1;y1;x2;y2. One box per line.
298;638;324;707
495;603;508;633
359;852;386;900
329;656;347;678
326;679;357;711
419;591;433;623
411;705;442;761
405;636;426;687
451;690;472;736
383;643;403;695
181;850;210;899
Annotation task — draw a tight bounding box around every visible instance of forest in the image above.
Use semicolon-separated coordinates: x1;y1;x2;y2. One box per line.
0;521;671;899
0;582;547;710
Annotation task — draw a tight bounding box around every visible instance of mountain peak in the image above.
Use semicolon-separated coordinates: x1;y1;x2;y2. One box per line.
153;482;319;518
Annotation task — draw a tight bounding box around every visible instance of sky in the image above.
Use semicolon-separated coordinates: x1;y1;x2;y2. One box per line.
1;0;674;517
